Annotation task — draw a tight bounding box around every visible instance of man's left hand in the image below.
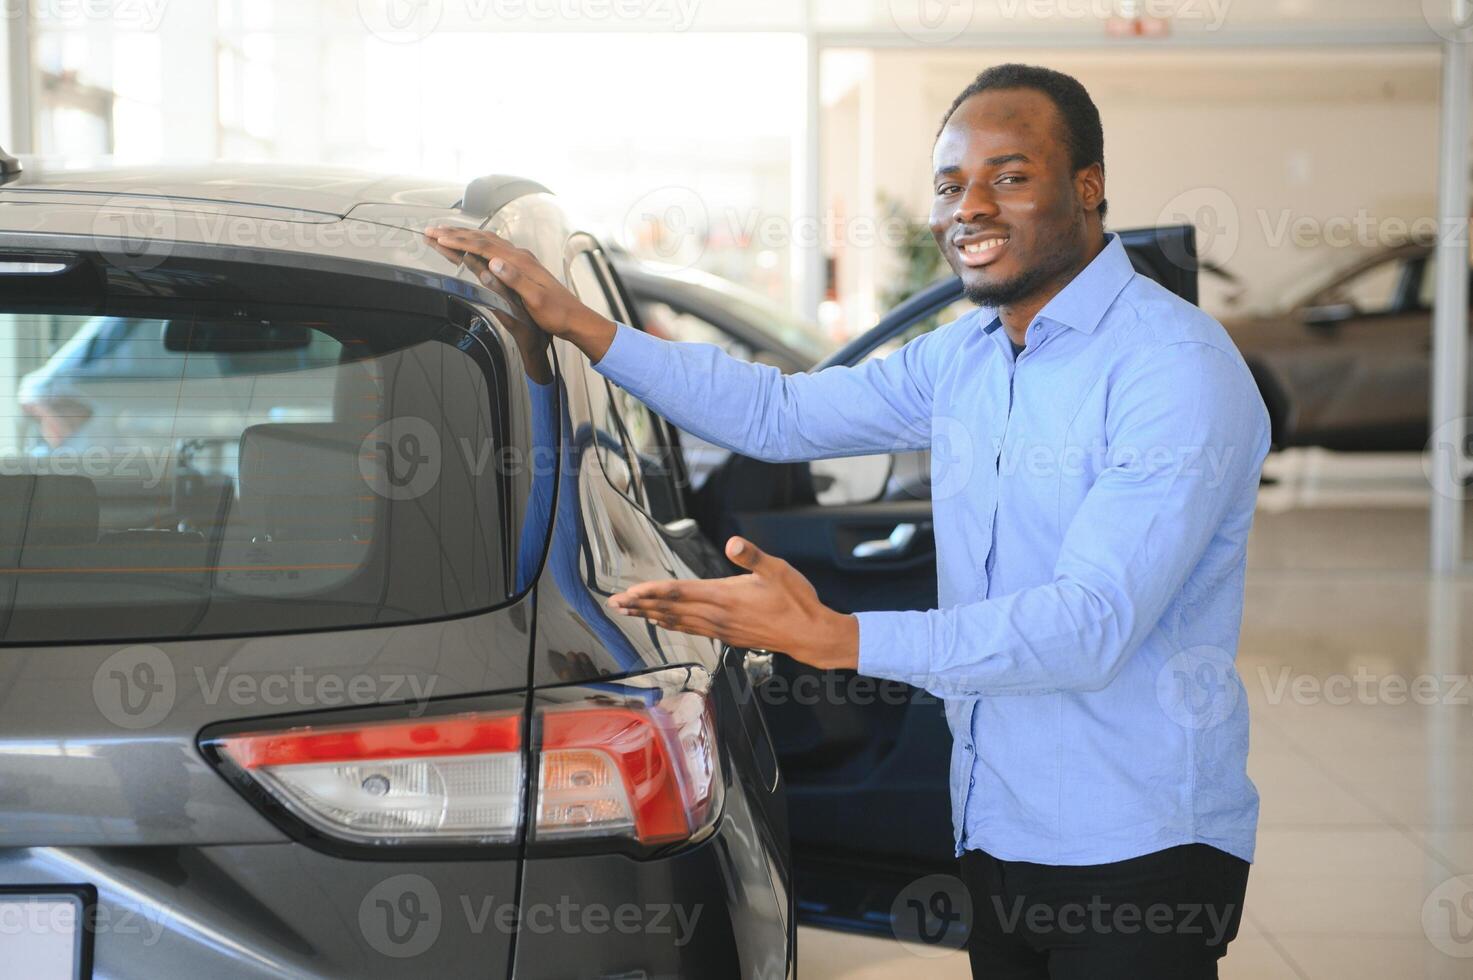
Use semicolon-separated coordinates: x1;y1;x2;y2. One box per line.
608;537;860;670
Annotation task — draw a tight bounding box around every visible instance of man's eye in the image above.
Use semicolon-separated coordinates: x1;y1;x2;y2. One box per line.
997;174;1025;185
936;184;961;196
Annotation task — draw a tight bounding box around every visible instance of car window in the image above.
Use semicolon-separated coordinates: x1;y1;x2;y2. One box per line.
640;300;755;361
568;251;684;524
808;295;973;507
0;305;527;645
1321;256;1404;315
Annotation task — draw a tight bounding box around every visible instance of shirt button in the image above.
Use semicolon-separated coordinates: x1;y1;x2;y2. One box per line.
968;776;976;789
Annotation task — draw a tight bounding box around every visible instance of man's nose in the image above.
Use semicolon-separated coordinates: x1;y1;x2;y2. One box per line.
953;183;999;225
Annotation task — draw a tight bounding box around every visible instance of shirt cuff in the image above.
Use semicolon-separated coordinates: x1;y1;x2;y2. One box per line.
591;322;664;395
855;610;925;685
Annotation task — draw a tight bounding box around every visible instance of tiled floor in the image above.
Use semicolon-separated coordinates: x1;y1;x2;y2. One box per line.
799;450;1473;979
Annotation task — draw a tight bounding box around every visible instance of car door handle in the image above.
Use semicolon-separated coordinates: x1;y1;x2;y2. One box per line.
851;522;918;560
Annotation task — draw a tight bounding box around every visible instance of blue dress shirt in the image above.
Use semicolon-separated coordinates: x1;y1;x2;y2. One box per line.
594;234;1270;866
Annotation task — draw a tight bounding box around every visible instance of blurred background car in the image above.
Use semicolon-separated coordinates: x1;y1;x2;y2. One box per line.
1223;241;1469;451
613;256;836;489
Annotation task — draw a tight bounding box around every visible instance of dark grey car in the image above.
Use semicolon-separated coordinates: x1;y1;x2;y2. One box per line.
0;164;792;979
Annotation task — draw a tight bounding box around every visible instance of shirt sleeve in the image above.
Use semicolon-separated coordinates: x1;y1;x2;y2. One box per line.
592;320;951;462
855;341;1271;696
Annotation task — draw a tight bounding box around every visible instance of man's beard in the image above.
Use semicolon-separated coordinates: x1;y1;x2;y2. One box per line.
961;237;1083;308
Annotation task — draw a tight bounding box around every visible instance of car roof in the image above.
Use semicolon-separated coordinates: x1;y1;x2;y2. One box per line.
0;162;572;280
0;162;465;216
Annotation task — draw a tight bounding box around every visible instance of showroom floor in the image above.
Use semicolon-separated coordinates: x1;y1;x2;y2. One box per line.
799;450;1473;979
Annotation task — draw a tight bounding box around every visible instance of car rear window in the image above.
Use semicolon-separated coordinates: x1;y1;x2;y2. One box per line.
0;305;530;644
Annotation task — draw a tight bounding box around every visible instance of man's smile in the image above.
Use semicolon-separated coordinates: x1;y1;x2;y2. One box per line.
954;233;1011;267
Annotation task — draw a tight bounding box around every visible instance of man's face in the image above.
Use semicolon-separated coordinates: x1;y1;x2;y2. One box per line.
929;87;1099;309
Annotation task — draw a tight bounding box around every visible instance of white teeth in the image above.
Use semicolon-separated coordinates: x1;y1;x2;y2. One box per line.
962;238;1007;254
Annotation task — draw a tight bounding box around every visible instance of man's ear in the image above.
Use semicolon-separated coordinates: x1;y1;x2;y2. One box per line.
1076;162;1105;215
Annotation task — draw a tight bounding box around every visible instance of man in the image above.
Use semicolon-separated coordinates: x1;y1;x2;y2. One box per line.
428;63;1269;979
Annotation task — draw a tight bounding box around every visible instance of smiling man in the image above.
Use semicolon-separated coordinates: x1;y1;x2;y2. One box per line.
428;63;1269;979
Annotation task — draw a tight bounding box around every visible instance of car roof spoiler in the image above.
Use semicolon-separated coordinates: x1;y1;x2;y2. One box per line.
458;175;551;220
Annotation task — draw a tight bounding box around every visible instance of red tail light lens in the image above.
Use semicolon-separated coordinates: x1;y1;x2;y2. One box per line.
536;689;720;845
208;667;722;850
216;710;525;845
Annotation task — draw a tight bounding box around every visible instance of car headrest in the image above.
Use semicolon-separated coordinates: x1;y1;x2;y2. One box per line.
235;423;372;541
0;474;100;563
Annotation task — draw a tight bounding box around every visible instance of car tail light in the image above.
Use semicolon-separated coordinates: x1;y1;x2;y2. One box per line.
536;688;720;845
216;710;525;845
208;667;721;850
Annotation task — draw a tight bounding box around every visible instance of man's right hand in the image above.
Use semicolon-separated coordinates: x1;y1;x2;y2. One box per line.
423;226;618;363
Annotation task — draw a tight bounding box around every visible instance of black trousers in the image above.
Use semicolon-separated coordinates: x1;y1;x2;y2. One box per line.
959;843;1249;979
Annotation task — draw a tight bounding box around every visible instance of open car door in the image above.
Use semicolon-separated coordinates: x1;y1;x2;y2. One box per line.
694;226;1203;938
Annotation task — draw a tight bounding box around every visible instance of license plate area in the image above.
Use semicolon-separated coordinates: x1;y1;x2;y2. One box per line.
0;886;95;980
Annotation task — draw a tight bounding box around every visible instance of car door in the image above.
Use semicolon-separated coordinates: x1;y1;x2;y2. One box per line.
701;226;1205;936
1268;248;1434;450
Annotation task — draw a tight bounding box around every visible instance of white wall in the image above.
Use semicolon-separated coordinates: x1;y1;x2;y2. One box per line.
823;47;1442;329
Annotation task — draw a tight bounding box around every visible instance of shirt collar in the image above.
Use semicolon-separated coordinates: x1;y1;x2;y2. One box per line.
977;232;1135;336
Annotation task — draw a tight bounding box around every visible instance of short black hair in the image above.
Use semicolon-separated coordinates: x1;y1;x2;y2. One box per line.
938;63;1107;221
